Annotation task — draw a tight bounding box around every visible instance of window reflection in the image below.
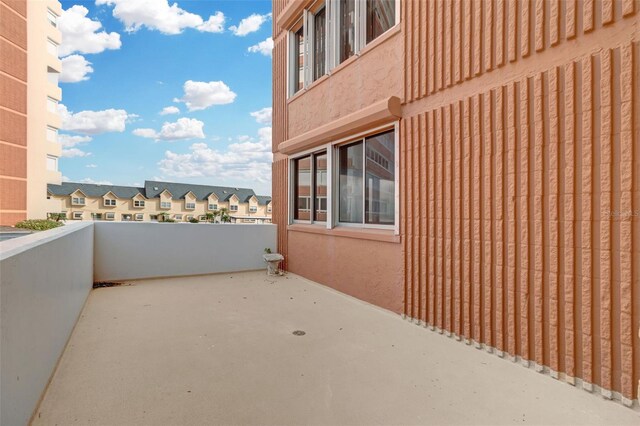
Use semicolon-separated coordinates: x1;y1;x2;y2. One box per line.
294;156;311;220
314;152;328;221
339;142;363;223
366;0;396;43
339;0;356;63
365;130;395;224
313;7;326;81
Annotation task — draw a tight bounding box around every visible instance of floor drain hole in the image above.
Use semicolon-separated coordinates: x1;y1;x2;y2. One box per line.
292;330;306;336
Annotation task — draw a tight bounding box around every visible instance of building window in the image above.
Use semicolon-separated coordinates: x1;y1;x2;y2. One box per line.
174;214;183;220
267;205;272;213
122;214;132;221
186;215;194;221
249;206;258;213
366;0;396;43
150;215;159;221
105;212;115;220
135;213;144;221
339;129;395;225
338;0;356;63
313;7;327;81
208;203;218;210
134;200;145;208
72;212;83;220
46;155;58;172
160;201;171;209
47;9;58;27
92;213;103;221
288;0;398;94
290;127;396;229
293;150;327;223
72;196;85;205
47;97;58;113
104;199;116;206
230;205;238;212
47;39;58;57
46;126;58;142
185;202;196;210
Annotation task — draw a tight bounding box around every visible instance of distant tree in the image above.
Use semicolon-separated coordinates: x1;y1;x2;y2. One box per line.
218;208;231;223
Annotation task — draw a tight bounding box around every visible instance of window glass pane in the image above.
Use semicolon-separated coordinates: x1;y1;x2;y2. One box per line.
339;142;363;223
294;156;312;220
365;130;395;224
294;26;305;93
366;0;396;43
339;0;356;63
314;152;327;222
47;127;57;142
313;7;326;81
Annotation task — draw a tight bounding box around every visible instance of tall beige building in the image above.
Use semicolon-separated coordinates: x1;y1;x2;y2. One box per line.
27;0;63;219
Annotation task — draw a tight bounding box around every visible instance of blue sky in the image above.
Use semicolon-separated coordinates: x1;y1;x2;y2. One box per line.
58;0;273;195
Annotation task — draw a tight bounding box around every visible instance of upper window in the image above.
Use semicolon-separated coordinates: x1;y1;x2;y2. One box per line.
288;0;397;96
185;202;196;210
249;206;258;213
47;39;58;57
104;199;116;206
72;196;85;205
208;203;218;210
47;97;58;113
46;126;58;142
230;205;239;211
160;201;171;209
366;0;396;43
134;200;145;208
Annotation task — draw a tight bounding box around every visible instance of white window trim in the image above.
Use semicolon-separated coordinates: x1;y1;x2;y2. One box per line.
289;122;399;234
72;196;85;206
47;9;58;27
185;202;196;210
104;198;116;206
105;212;115;220
208;203;218;210
133;200;145;208
135;213;144;221
160;201;172;209
73;212;83;220
230;205;238;211
46;155;58;172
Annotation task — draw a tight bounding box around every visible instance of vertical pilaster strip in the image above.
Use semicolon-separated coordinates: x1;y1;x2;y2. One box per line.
519;79;531;363
548;66;560;376
496;0;505;67
428;110;437;328
463;97;472;340
463;0;472;79
483;92;493;348
472;95;482;343
506;83;517;357
508;0;517;62
495;86;505;354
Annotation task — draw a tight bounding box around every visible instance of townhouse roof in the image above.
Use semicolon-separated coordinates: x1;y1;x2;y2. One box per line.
47;182;145;199
47;181;272;205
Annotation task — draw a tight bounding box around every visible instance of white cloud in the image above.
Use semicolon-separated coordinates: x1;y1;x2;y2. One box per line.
79;178;113;185
97;0;225;35
58;134;92;148
159;106;180;115
60;55;94;83
86;164;98;168
59;5;121;56
229;13;271;36
133;117;205;141
250;107;272;125
174;80;236;111
158;126;272;184
62;175;70;182
58;104;131;135
198;11;225;33
248;37;273;56
61;148;92;158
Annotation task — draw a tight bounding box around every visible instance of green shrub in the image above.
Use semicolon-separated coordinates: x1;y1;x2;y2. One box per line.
14;219;64;231
162;218;176;223
189;218;199;223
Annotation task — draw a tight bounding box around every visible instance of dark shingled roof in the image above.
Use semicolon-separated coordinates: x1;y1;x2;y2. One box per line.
47;182;144;199
47;181;272;205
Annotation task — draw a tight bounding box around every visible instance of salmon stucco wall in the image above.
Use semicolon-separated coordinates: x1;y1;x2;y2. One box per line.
0;0;27;226
400;0;640;404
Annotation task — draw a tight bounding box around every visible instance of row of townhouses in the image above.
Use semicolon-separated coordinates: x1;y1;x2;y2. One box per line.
47;181;272;223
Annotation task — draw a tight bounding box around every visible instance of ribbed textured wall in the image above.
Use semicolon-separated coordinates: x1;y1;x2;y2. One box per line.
402;0;640;402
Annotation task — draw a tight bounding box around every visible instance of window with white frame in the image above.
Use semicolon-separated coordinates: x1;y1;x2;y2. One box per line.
105;212;115;220
249;206;258;213
47;97;58;113
104;198;116;206
186;215;194;221
293;150;327;223
73;211;83;220
122;214;132;221
72;196;85;205
230;205;238;211
47;67;59;85
288;0;397;97
46;126;58;142
134;200;145;208
291;127;396;228
92;213;103;221
208;203;218;210
185;202;196;210
150;215;159;221
174;214;183;220
46;155;58;172
161;201;171;209
47;39;58;57
47;9;58;27
135;213;144;221
267;204;272;213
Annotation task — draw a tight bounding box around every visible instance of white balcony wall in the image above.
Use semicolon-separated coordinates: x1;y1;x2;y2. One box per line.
93;222;277;281
0;223;94;426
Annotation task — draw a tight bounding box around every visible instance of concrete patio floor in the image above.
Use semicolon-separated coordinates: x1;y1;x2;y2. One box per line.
34;271;638;425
